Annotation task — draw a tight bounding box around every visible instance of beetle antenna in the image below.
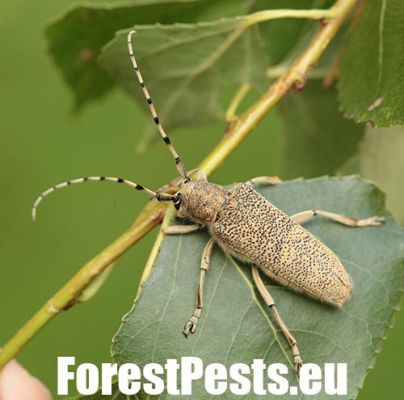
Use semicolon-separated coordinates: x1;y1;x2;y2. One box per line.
127;30;188;180
31;176;174;221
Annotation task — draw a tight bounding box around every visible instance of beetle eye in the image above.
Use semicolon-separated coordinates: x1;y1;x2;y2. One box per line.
173;193;181;210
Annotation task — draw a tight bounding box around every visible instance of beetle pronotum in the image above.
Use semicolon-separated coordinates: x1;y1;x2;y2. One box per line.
33;30;385;372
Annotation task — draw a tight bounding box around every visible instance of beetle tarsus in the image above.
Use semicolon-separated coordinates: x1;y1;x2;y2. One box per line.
357;216;385;227
183;315;199;336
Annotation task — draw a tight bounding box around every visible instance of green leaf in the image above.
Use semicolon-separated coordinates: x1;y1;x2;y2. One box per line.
278;81;364;179
46;0;249;112
108;176;403;399
45;0;211;111
99;19;268;131
338;0;404;127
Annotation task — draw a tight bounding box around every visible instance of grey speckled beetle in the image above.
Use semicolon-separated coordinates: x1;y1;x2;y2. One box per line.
33;31;385;372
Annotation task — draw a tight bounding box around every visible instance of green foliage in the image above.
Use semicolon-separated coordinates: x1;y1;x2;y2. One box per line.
339;0;404;126
45;0;203;111
45;0;247;112
99;20;268;132
37;1;404;397
107;177;403;400
249;0;330;64
278;81;364;179
47;0;404;130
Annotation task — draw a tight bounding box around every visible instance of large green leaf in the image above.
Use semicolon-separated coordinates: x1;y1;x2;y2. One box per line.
45;0;214;112
46;0;248;112
103;176;403;399
99;19;268;132
278;81;364;179
338;0;404;127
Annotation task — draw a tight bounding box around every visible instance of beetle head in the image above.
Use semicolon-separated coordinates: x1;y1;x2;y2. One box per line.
174;179;229;225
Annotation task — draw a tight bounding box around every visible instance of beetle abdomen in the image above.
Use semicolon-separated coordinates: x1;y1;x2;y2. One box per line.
210;183;352;307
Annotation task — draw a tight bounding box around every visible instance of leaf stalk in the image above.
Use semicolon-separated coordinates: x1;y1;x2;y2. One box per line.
244;7;341;27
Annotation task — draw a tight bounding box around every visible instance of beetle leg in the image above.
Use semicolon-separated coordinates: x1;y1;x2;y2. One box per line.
183;238;215;337
247;176;282;186
163;224;202;235
291;209;385;227
252;265;303;374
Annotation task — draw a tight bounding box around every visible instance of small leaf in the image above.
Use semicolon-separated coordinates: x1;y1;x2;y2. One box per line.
45;0;210;111
46;0;249;113
338;0;404;126
99;19;268;131
109;177;404;399
278;81;364;179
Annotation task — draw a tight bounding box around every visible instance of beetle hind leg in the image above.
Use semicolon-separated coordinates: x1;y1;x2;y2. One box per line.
183;238;214;337
291;209;385;227
252;265;303;373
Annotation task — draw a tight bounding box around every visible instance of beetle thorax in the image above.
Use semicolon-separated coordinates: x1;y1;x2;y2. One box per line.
176;180;229;225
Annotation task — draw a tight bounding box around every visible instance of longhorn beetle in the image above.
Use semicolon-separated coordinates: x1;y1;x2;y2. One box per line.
33;30;385;372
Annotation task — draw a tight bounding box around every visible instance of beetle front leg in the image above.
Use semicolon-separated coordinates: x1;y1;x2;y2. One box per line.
247;176;282;186
183;238;215;337
251;265;303;373
291;209;385;227
163;224;202;235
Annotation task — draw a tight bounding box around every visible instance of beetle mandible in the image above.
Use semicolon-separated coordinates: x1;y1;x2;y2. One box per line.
33;30;385;372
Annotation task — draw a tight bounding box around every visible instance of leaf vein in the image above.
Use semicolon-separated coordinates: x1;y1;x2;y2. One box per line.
150;235;183;362
224;299;255;365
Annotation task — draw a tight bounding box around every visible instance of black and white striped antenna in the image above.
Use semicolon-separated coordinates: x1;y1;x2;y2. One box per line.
32;30;187;221
31;176;175;221
127;30;187;179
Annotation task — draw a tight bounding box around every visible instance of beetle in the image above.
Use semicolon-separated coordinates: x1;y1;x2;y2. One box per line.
33;30;385;372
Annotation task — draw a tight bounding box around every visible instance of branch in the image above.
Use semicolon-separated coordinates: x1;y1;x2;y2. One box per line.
267;65;328;80
0;0;357;370
199;0;357;176
244;7;340;26
225;83;251;124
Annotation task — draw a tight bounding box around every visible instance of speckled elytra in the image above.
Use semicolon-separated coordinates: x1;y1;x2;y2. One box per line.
33;30;385;373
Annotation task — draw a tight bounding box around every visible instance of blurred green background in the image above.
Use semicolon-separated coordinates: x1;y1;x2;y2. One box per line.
0;1;403;398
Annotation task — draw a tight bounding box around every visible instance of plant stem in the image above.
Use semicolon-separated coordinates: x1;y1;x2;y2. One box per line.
199;0;356;176
244;8;340;27
0;0;357;370
0;211;163;368
225;84;251;123
267;65;328;80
